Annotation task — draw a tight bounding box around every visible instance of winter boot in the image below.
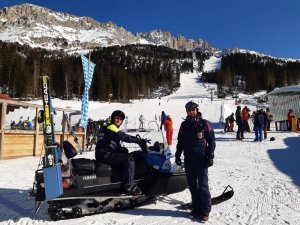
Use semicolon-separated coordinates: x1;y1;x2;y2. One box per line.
189;210;201;219
126;184;142;196
201;212;209;221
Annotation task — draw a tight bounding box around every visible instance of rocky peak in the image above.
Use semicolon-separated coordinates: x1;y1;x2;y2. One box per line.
0;4;213;53
1;3;105;29
137;29;212;52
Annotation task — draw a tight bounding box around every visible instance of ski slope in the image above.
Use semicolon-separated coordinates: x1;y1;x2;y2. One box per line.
0;71;300;225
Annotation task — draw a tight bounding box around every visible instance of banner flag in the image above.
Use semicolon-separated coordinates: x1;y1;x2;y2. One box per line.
79;55;96;128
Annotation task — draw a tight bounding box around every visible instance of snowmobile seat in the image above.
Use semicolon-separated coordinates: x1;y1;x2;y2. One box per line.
71;158;112;177
63;140;78;159
94;161;112;177
71;158;95;175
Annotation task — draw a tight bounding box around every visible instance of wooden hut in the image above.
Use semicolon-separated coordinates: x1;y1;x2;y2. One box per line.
266;85;300;131
0;97;85;159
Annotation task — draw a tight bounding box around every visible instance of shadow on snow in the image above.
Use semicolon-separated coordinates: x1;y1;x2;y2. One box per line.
268;136;300;187
0;188;48;222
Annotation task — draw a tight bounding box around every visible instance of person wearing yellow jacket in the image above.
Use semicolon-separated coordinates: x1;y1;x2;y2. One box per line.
95;110;148;195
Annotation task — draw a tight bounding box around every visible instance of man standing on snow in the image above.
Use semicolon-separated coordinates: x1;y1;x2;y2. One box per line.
175;101;216;222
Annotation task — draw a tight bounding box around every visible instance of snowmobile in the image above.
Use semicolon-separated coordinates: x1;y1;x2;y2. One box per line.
31;75;233;221
32;130;188;220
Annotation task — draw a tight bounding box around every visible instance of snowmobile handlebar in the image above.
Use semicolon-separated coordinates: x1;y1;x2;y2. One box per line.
136;134;151;144
136;134;151;153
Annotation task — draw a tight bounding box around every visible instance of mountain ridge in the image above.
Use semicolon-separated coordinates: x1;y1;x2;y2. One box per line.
0;3;213;53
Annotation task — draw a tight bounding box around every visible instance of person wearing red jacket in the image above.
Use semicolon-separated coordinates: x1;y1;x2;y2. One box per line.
287;109;293;131
242;106;251;132
164;115;173;145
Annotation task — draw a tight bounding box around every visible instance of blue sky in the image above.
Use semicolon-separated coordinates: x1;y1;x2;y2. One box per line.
1;0;300;59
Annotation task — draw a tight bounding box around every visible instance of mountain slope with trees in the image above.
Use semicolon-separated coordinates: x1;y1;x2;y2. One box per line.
0;41;209;101
202;53;300;94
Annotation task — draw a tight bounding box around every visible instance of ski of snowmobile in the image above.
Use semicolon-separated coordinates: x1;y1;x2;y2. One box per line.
47;193;151;220
50;193;146;201
34;201;42;213
177;185;234;210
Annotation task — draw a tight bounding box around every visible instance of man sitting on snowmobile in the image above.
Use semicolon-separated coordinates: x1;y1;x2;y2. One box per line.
95;110;148;195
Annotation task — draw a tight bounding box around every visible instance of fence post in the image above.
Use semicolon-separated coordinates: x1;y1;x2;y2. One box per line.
0;103;7;159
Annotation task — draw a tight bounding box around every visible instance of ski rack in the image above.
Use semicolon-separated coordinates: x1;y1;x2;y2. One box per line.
64;113;83;154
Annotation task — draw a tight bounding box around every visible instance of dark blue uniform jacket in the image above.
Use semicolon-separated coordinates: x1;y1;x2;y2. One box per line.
176;117;215;159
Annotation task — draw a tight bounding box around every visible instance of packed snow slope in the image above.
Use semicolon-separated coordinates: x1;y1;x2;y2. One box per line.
0;72;300;225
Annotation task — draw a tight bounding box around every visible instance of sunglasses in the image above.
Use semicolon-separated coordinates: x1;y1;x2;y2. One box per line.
187;108;197;112
114;116;124;121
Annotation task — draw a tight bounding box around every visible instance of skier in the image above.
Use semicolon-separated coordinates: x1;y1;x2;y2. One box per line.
229;113;235;131
124;116;128;131
235;105;244;140
95;110;148;195
287;109;293;131
242;106;251;132
139;114;145;130
175;101;216;222
224;116;230;132
265;108;273;131
163;115;173;145
253;110;264;142
160;111;167;130
262;109;269;139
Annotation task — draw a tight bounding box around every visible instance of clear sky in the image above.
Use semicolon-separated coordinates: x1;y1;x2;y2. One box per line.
0;0;300;59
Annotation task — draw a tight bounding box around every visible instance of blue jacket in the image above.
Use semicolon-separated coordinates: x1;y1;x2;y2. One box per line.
253;113;264;128
161;112;167;123
175;116;216;159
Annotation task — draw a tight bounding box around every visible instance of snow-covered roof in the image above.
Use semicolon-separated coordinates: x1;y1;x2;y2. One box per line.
266;85;300;95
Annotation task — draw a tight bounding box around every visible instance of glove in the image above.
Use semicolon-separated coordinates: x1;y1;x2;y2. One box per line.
139;139;149;153
204;152;214;168
175;157;182;166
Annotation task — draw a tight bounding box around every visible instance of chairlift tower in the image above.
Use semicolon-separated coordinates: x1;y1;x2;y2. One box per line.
208;87;215;103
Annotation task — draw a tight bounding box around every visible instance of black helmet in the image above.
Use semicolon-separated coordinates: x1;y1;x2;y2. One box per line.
111;110;125;121
185;101;198;111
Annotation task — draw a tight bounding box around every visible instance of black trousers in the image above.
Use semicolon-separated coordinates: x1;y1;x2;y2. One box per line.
184;157;211;214
237;123;244;139
96;151;135;189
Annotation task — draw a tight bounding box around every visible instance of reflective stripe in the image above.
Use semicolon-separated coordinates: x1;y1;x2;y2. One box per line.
107;124;119;132
109;140;118;150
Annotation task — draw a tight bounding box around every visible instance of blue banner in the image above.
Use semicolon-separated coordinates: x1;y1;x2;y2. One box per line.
80;55;96;128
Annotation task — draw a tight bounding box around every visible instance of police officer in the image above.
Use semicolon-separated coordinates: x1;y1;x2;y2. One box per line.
175;101;216;221
95;110;148;195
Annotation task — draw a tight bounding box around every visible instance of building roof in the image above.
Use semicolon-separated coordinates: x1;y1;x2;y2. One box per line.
266;85;300;96
0;93;17;101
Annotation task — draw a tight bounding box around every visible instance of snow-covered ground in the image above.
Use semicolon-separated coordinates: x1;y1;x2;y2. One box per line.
1;70;300;225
